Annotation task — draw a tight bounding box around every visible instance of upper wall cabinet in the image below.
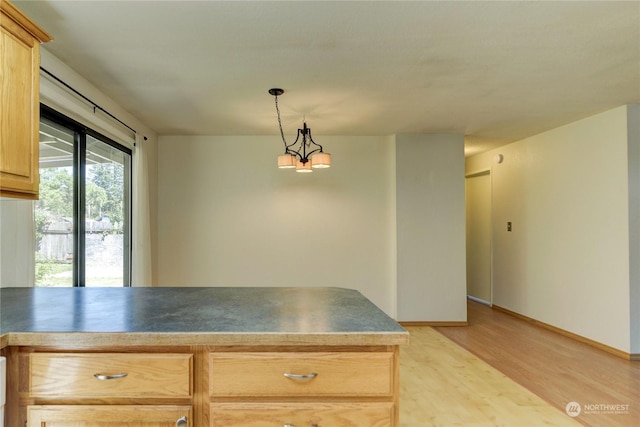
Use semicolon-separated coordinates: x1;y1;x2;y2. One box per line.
0;0;51;199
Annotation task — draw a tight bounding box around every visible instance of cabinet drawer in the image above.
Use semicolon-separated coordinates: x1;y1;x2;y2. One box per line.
30;353;192;398
210;352;394;397
211;402;393;427
27;405;192;426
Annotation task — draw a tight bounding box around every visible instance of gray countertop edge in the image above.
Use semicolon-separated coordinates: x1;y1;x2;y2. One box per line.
2;330;409;348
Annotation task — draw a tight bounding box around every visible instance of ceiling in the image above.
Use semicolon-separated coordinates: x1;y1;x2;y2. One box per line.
14;0;640;155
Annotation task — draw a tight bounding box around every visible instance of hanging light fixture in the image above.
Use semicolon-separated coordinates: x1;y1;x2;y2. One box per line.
269;88;331;173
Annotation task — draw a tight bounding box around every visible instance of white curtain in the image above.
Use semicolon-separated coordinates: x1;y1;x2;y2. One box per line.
131;134;153;286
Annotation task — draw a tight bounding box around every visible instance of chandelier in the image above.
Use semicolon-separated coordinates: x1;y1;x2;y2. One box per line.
269;88;331;173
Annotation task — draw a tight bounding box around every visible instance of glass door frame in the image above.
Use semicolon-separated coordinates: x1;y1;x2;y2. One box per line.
40;104;132;287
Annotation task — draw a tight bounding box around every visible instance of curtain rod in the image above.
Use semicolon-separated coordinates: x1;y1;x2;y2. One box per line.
40;66;142;138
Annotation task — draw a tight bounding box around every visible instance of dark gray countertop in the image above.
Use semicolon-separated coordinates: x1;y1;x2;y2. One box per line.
0;287;408;347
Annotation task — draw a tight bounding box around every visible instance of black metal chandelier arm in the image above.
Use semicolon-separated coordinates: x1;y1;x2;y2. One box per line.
285;148;303;161
305;127;324;150
285;129;304;153
308;140;324;151
304;147;324;158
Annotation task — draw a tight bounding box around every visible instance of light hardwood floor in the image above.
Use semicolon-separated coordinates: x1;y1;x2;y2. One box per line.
423;300;639;427
400;326;582;426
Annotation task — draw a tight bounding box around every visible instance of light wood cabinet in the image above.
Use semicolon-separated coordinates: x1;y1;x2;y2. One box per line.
23;351;194;427
30;353;192;398
3;287;407;427
209;349;399;427
210;351;394;397
19;347;399;427
210;402;394;427
27;405;192;427
0;0;51;199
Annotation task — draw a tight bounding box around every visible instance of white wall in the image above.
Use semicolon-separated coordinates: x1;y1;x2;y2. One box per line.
396;134;467;322
466;106;634;353
157;135;397;316
0;199;35;287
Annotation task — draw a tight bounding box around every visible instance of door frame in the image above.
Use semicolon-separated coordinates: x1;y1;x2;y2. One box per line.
465;169;493;306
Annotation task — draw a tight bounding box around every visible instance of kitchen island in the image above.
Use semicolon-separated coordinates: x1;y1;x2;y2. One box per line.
0;287;408;427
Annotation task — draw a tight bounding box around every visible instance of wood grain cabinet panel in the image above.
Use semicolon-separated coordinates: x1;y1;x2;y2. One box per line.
210;402;394;427
210;352;394;398
0;0;51;199
17;346;400;426
27;405;192;427
30;353;192;399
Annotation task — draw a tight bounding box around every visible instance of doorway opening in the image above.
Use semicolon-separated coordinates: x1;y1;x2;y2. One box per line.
465;170;492;306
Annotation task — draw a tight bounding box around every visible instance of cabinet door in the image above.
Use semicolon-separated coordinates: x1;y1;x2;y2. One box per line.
0;1;50;199
27;405;192;427
0;13;39;197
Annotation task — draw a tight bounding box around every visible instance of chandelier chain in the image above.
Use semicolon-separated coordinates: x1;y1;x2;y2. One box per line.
273;94;289;150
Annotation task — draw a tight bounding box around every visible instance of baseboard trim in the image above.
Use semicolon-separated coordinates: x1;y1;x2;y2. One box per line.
492;304;634;361
467;295;491;306
631;354;640;361
399;321;468;327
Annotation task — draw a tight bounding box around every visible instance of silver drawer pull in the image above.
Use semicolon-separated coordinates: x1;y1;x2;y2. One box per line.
93;372;128;380
284;372;318;380
176;416;187;427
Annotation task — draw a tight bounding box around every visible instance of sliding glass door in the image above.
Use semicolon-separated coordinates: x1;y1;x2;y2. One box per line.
36;106;132;287
84;135;131;286
36;117;75;287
